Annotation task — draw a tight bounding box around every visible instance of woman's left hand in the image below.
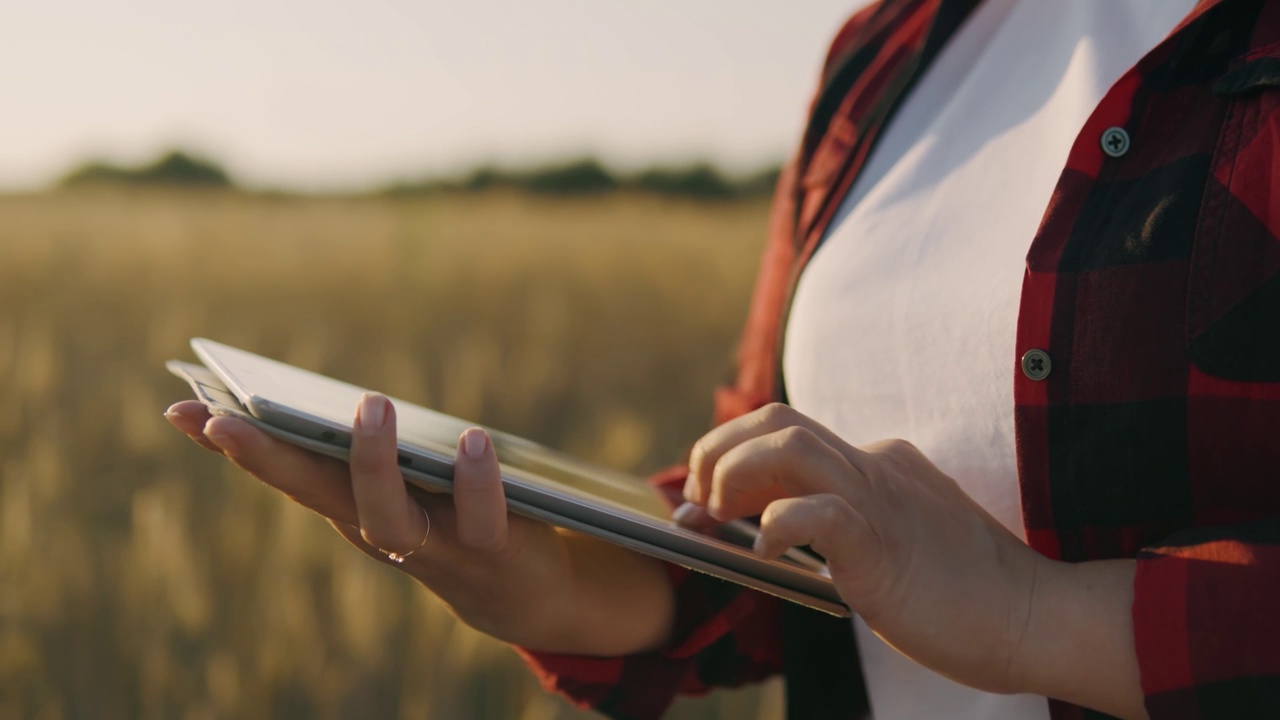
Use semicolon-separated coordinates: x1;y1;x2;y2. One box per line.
678;402;1045;695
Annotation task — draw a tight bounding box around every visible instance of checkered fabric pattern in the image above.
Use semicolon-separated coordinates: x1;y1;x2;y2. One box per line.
520;1;1280;718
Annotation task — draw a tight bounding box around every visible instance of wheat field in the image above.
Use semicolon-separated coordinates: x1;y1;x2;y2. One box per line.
0;188;787;719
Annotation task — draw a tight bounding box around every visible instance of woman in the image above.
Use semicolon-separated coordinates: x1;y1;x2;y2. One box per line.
166;1;1280;718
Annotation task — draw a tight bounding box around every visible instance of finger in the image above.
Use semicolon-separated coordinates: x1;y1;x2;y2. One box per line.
685;403;869;506
349;393;430;556
330;518;377;553
203;414;359;525
329;507;485;603
452;428;509;554
671;502;719;530
330;517;421;566
165;401;222;452
755;494;876;576
706;426;862;521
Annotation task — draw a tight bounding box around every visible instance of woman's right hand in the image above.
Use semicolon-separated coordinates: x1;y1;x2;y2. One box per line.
164;393;675;657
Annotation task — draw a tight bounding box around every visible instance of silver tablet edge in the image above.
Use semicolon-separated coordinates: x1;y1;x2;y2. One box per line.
168;356;849;616
188;346;835;580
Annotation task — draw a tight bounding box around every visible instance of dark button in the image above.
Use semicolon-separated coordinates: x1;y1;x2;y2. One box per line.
1101;127;1130;158
1021;349;1052;381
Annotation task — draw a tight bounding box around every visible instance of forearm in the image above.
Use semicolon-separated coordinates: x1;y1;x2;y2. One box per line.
394;524;673;657
455;529;674;656
1017;558;1146;719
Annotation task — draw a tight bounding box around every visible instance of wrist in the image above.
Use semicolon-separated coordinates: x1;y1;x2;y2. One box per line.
559;530;676;657
1009;555;1071;695
1014;557;1146;719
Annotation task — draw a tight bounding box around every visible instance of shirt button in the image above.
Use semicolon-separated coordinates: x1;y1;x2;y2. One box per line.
1021;349;1052;381
1101;127;1130;157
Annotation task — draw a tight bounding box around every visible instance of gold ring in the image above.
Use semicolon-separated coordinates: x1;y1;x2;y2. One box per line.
381;505;430;563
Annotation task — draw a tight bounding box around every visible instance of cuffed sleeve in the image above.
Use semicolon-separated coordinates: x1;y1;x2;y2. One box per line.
1133;519;1280;719
515;464;784;720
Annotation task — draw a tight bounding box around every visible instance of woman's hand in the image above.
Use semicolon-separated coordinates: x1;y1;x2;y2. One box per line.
678;403;1146;718
165;394;674;657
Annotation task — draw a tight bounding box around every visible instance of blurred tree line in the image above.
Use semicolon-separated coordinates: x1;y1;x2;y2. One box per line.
60;150;233;188
58;150;782;200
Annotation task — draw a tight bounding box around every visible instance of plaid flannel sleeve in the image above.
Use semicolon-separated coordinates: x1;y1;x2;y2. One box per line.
1129;29;1280;719
516;464;785;720
1133;520;1280;718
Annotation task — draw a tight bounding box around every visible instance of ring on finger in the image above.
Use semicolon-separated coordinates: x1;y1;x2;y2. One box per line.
380;505;431;563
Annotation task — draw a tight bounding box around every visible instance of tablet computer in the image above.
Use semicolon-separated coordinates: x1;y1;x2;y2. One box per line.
170;338;847;616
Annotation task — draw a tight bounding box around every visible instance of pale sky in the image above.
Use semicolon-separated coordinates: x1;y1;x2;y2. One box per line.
0;1;869;192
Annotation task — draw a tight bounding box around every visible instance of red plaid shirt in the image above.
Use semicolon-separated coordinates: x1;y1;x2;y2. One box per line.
520;1;1280;718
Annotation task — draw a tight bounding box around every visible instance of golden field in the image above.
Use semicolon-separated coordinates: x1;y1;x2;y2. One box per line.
0;189;784;719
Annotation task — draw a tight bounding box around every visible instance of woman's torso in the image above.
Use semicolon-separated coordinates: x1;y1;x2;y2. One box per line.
783;1;1196;717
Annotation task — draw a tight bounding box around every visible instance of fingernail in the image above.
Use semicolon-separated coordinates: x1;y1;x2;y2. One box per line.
206;430;239;456
672;503;700;527
461;428;487;459
752;534;767;556
358;393;386;433
682;476;698;503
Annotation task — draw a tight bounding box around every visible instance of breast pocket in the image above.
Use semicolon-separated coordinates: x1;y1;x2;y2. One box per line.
1187;56;1280;381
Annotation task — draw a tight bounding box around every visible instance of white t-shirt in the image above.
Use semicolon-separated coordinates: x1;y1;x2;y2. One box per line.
782;1;1195;718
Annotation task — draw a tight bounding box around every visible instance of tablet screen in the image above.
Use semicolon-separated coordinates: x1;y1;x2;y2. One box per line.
196;339;672;519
